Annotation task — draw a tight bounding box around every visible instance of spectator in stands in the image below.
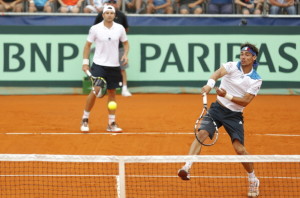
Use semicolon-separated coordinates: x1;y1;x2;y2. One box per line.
58;0;84;13
176;0;205;14
235;0;263;14
94;0;133;96
146;0;173;14
0;0;24;12
83;0;103;13
116;0;122;9
28;0;54;12
207;0;233;14
125;0;145;13
269;0;296;14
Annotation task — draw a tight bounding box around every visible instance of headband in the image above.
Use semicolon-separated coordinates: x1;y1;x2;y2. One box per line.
241;46;259;68
103;5;115;13
241;46;257;56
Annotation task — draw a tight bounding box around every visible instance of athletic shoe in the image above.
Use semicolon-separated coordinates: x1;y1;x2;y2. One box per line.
122;89;132;97
107;122;122;133
80;118;89;132
178;166;190;180
248;177;260;197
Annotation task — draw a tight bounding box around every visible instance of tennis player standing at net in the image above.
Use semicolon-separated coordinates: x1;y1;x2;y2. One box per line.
178;43;262;197
80;5;129;132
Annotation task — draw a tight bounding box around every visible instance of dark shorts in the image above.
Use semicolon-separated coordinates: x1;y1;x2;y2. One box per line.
180;4;202;13
208;3;233;14
200;101;245;145
36;6;44;11
90;63;123;90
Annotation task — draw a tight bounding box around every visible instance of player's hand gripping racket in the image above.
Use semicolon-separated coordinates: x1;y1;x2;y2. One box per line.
85;70;107;98
194;93;219;146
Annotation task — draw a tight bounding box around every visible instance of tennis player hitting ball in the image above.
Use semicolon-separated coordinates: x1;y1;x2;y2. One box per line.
178;43;262;197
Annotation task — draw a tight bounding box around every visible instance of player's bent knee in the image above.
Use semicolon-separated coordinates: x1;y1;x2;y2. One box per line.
234;145;248;155
233;140;248;155
196;130;210;141
235;148;246;155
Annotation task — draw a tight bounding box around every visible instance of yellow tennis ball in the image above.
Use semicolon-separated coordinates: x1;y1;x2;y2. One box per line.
108;101;117;110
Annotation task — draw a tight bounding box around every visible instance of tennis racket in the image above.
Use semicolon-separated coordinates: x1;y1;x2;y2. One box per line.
85;70;107;98
194;93;219;146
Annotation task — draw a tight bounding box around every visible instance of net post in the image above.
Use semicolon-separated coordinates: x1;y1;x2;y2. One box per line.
118;157;126;198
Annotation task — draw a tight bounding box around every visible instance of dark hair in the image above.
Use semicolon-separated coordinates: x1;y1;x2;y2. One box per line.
240;43;259;56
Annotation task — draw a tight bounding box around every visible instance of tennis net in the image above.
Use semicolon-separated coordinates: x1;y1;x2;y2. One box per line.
0;154;299;198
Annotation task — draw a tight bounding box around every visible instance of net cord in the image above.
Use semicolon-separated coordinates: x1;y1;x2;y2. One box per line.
0;154;299;163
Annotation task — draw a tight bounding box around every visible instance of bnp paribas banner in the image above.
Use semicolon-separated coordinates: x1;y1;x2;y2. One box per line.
0;26;299;89
0;35;85;80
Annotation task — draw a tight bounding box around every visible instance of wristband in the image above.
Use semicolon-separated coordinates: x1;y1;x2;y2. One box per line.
225;93;233;101
206;79;215;88
82;59;89;65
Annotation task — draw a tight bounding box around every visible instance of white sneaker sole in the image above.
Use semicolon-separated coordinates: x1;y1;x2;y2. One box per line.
107;129;122;133
80;126;89;132
248;179;259;197
122;91;132;97
248;192;259;197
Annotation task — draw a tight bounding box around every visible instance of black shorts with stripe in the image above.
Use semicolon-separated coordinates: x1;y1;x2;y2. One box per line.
90;63;123;90
204;101;245;145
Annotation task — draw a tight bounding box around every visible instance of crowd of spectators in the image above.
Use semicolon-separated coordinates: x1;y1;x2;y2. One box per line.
0;0;298;14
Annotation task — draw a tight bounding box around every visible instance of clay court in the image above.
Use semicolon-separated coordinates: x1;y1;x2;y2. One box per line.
0;94;299;197
0;94;299;155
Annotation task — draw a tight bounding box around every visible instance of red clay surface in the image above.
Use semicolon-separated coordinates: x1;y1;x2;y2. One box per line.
0;94;299;197
0;94;299;155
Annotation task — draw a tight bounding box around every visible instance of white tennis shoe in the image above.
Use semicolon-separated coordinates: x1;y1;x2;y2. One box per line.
107;122;122;133
248;177;260;197
178;166;191;180
80;118;89;132
122;89;132;97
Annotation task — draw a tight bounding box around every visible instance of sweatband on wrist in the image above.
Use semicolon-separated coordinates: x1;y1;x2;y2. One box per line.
82;59;89;65
225;93;233;101
206;79;215;88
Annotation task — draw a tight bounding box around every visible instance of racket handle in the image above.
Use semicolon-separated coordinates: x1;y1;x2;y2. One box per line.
202;93;207;106
86;70;92;77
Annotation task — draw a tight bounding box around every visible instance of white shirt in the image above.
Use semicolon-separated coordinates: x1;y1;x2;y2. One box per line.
217;61;262;112
87;21;128;67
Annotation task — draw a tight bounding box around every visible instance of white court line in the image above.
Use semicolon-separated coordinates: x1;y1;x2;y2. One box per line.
255;134;300;137
1;132;300;136
0;174;115;177
3;132;193;135
0;174;298;180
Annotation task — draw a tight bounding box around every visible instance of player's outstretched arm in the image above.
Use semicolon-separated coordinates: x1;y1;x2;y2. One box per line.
82;41;92;72
209;66;227;82
201;66;227;94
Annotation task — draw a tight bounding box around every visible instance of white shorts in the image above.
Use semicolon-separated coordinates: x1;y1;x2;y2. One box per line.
85;5;101;13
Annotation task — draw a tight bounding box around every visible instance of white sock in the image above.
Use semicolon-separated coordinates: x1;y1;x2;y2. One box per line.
82;110;90;119
122;85;128;90
184;161;193;169
248;171;256;178
108;114;115;125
